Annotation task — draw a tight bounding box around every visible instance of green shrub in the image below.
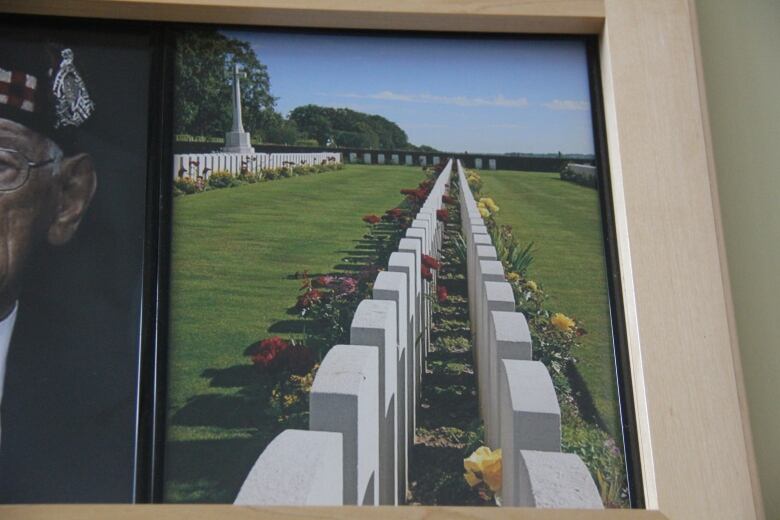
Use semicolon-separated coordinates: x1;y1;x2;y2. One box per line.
238;170;260;184
207;171;237;189
174;177;200;195
263;168;280;181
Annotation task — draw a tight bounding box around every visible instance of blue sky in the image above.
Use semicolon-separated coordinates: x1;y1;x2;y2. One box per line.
226;30;595;155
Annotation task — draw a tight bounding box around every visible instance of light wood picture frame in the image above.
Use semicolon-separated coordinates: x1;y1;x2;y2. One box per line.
0;1;762;519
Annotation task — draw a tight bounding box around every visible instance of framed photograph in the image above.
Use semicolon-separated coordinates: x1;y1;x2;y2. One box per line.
0;17;158;502
0;1;761;520
163;26;639;510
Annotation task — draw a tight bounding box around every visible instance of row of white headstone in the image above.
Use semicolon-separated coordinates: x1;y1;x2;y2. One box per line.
347;152;441;166
172;152;342;179
456;159;604;509
345;153;497;171
233;159;453;506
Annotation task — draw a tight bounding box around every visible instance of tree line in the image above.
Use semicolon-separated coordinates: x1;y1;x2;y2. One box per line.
175;29;435;151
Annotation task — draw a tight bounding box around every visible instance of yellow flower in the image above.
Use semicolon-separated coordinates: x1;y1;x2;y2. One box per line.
482;456;502;492
551;312;576;332
464;446;502;492
479;197;499;213
464;446;490;472
464;470;481;487
525;280;538;292
478;207;490;218
507;272;520;284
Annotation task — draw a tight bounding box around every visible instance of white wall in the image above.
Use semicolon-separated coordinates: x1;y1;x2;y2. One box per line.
695;1;780;517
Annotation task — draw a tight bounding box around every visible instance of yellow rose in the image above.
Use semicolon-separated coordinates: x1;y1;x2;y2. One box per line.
507;272;520;284
526;280;538;292
464;446;491;473
479;197;499;213
551;312;576;332
479;207;490;218
464;470;481;488
482;455;502;493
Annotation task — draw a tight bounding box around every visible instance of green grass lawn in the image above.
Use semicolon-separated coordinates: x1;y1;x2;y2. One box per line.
478;170;621;440
164;164;423;502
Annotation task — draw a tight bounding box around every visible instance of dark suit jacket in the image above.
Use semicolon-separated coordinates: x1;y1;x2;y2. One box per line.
0;280;140;503
0;26;152;503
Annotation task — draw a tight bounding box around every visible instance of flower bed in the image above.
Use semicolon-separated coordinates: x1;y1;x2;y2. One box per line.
462;168;628;507
173;161;345;197
240;167;448;446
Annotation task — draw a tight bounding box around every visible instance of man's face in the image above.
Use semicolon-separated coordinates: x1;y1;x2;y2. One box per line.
0;118;96;316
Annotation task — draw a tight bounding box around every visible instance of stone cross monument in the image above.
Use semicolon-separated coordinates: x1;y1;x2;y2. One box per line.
223;63;255;154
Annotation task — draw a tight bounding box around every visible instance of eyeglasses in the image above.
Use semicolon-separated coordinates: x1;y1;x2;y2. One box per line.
0;147;60;192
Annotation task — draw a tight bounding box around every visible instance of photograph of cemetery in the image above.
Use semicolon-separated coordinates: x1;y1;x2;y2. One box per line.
163;28;630;509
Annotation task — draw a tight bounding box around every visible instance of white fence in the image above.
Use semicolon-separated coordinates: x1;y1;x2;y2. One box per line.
456;160;602;509
172;152;342;179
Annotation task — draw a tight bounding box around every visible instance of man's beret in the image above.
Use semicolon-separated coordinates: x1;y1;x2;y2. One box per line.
0;33;95;153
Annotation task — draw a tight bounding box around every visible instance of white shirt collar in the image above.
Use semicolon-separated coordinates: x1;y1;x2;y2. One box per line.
0;302;18;419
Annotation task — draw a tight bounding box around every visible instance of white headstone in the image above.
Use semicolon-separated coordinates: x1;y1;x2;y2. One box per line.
310;345;379;505
234;429;343;506
373;271;409;502
507;450;603;509
351;300;398;505
388;252;417;436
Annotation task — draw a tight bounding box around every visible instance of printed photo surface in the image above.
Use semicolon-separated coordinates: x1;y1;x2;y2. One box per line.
164;28;634;509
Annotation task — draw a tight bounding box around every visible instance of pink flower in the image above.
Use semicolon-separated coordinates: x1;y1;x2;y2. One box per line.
316;275;335;287
335;276;358;296
297;289;322;309
437;285;448;303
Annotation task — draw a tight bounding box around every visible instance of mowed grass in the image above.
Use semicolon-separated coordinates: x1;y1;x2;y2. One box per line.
164;164;423;502
479;170;621;439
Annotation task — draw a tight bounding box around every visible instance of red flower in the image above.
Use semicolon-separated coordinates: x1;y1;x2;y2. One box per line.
442;194;455;205
385;207;404;220
297;288;322;309
247;336;289;370
437;285;448;303
422;254;442;271
436;208;449;222
362;214;381;225
421;265;433;281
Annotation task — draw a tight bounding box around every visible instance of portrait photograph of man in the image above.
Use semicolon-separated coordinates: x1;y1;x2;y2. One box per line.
0;22;154;502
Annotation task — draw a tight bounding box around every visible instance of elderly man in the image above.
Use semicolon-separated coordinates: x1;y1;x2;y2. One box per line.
0;40;98;497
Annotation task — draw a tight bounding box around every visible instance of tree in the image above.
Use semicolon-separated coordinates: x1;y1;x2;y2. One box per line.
175;29;277;138
289;105;413;149
288;105;333;146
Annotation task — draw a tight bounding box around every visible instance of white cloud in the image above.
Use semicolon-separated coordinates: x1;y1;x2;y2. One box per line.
542;99;590;111
329;90;529;108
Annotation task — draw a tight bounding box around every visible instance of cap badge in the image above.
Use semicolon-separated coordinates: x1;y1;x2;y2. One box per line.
52;48;94;128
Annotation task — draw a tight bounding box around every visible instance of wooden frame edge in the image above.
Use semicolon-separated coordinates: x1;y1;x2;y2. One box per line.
0;0;604;34
0;1;762;519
